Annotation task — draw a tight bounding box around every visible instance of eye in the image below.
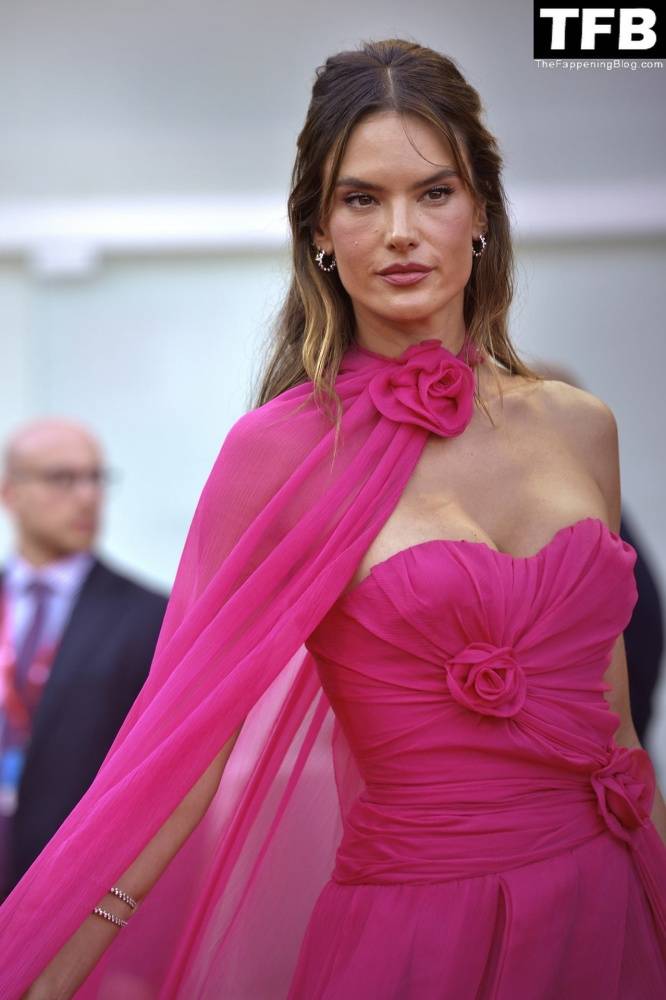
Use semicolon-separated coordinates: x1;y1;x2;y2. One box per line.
46;470;76;489
343;185;455;208
426;185;454;201
343;192;375;207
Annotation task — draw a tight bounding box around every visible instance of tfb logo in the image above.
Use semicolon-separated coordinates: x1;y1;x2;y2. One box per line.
534;4;663;57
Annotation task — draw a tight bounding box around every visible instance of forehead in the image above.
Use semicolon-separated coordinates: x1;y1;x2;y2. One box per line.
12;431;101;467
326;110;462;183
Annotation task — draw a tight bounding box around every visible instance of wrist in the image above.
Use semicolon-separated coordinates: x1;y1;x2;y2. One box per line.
94;885;139;927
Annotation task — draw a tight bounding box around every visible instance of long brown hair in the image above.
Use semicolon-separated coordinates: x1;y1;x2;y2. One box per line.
251;37;542;432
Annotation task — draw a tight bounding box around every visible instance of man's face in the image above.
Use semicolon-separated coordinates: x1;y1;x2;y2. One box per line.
1;431;105;558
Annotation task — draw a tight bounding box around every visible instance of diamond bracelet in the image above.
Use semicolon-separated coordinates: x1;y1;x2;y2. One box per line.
91;885;139;929
92;906;127;928
108;885;138;910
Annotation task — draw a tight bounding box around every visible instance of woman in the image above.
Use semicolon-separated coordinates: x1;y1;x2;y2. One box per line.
5;37;666;999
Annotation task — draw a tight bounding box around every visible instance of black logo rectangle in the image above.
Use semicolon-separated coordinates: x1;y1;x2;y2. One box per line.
534;4;663;58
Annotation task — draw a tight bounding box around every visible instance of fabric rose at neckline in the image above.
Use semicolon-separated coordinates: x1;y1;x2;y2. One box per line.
367;338;479;438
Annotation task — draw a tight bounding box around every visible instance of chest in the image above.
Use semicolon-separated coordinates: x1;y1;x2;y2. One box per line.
347;381;607;588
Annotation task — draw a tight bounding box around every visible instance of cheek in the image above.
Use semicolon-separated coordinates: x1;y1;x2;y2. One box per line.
428;220;475;277
37;497;67;521
331;217;374;256
426;210;472;247
22;496;47;521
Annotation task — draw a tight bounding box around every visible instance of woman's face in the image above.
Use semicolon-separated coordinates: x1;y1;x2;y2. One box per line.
315;110;487;347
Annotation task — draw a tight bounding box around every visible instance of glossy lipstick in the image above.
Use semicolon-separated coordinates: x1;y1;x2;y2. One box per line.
380;270;431;286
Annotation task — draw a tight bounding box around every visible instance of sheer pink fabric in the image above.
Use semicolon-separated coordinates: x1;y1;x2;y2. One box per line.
0;336;486;998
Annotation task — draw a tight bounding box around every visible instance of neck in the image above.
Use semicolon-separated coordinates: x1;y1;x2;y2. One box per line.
352;312;467;361
354;329;467;360
17;538;77;568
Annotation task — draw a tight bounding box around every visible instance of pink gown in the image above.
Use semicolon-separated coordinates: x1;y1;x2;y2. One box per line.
287;516;666;998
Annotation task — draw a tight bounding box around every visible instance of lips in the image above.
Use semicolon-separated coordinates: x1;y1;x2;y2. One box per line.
379;270;431;286
378;263;432;275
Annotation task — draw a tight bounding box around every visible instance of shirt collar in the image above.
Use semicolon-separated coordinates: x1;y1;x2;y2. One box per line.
4;550;95;597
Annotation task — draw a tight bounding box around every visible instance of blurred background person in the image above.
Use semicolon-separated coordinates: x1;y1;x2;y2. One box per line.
533;360;664;747
0;418;168;901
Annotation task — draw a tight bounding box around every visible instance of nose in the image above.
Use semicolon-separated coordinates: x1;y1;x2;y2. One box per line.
385;199;419;250
72;475;103;505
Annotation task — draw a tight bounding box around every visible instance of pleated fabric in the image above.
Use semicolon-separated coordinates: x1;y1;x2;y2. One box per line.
288;518;666;998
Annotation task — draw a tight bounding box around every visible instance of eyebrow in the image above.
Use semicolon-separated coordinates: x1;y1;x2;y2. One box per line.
334;167;459;191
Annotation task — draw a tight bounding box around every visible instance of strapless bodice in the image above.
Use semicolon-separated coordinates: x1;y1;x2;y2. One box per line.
304;516;656;885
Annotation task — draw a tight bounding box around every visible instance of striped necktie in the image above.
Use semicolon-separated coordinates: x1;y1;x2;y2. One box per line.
14;579;52;694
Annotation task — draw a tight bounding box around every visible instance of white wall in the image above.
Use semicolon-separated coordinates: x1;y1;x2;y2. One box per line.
0;253;290;586
1;1;664;197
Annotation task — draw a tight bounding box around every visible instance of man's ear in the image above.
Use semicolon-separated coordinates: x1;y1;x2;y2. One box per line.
0;480;16;513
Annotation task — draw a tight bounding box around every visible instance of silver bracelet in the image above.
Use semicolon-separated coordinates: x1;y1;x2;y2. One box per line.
109;885;138;910
92;905;127;928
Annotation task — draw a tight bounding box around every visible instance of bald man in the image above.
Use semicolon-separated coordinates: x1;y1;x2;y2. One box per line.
0;419;168;901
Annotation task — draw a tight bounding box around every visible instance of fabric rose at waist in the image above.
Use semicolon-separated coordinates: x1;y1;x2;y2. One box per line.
332;746;655;884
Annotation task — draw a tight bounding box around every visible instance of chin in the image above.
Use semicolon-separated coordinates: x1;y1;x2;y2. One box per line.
66;533;95;551
374;297;438;321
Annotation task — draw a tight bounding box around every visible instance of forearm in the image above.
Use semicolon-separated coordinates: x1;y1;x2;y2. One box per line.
24;724;243;1000
648;782;666;846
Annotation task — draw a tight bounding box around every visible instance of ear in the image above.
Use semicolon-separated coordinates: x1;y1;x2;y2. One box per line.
0;480;16;513
312;219;333;255
474;199;488;235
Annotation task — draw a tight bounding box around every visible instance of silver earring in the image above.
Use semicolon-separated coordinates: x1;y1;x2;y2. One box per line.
472;233;487;258
313;243;337;272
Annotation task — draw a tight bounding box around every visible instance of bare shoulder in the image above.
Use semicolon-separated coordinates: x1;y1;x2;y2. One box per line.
483;363;615;433
536;377;622;528
536;376;618;453
535;373;611;419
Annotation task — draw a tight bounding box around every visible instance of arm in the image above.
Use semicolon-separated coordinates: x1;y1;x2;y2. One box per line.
24;723;243;1000
23;412;292;998
604;633;666;844
580;395;666;845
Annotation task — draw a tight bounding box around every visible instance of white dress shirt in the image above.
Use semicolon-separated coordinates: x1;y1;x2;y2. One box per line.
2;549;95;654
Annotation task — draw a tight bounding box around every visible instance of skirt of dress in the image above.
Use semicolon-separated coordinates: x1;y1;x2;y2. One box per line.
286;830;666;1000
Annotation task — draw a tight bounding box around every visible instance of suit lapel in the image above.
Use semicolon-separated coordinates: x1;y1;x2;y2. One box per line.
24;558;116;757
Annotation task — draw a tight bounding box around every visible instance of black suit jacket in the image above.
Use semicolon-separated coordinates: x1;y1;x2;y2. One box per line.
0;554;168;898
620;513;664;745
